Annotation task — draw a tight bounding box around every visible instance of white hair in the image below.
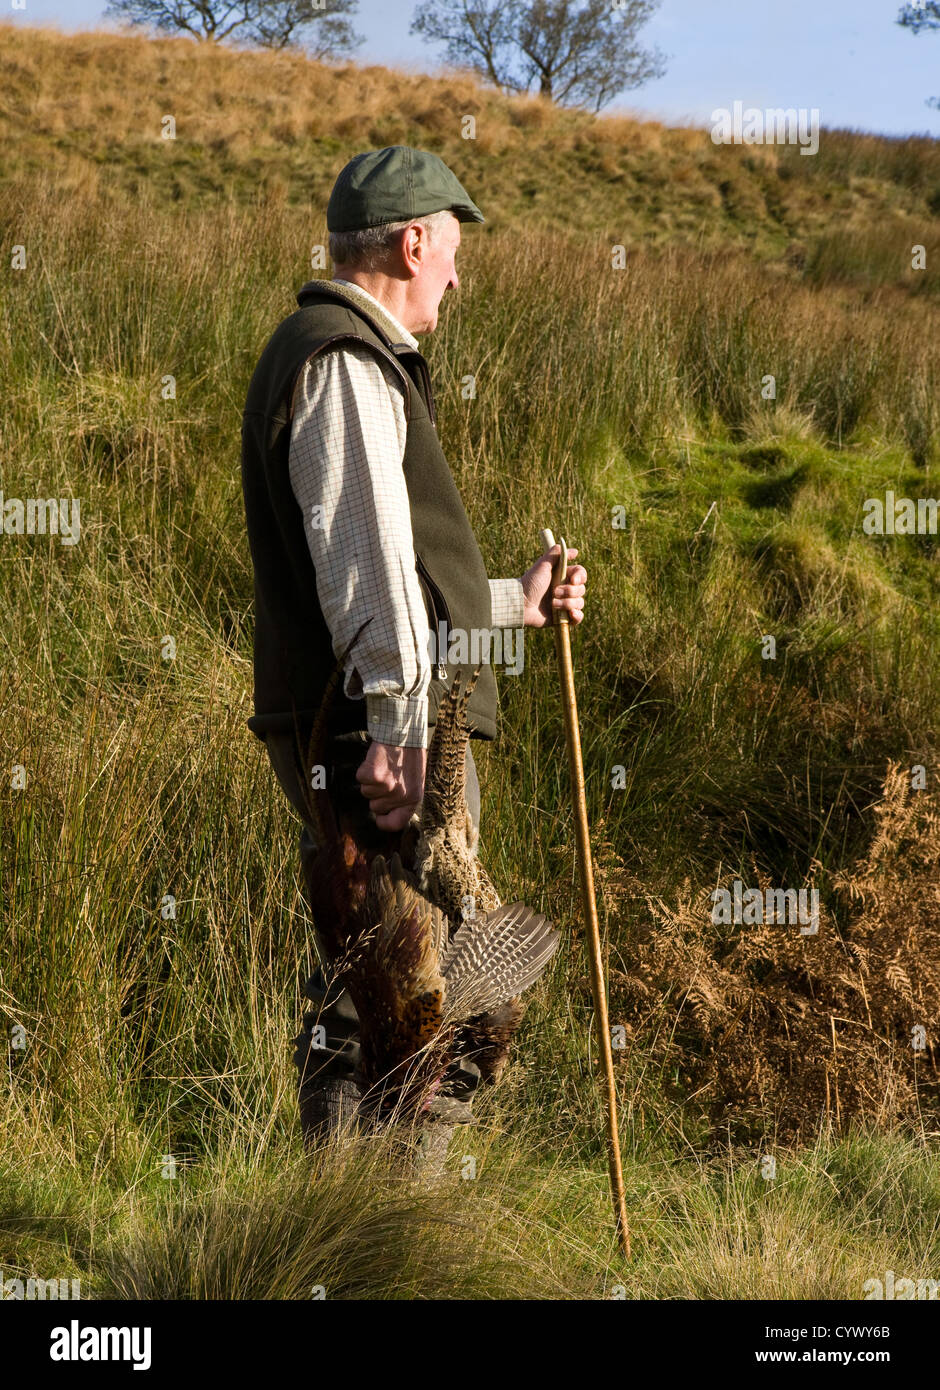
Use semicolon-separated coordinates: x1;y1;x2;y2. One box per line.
329;209;455;273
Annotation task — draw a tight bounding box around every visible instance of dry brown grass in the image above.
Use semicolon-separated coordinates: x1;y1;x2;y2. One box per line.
2;20;938;254
610;763;940;1142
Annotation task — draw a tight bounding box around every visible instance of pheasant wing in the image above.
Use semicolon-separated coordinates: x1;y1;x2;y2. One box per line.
440;902;559;1021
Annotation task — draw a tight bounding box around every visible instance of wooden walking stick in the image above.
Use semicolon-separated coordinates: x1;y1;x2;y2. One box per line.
540;526;631;1260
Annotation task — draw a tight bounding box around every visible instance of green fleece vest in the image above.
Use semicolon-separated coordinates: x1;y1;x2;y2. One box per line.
240;280;499;745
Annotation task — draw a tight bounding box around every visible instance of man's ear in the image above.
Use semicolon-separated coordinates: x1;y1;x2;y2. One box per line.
401;223;426;277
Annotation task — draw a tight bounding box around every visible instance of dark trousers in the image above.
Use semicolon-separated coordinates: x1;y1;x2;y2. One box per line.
264;728;482;1101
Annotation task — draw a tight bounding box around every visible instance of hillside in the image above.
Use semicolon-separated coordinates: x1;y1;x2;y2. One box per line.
1;20;940;285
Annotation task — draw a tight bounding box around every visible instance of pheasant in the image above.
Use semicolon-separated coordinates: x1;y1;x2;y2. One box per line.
300;636;558;1127
410;669;541;1089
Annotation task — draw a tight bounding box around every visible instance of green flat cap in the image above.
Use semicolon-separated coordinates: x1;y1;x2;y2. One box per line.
327;145;484;232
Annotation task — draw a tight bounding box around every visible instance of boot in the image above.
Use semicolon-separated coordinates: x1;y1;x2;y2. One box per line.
294;969;365;1148
389;1094;477;1182
298;1075;364;1148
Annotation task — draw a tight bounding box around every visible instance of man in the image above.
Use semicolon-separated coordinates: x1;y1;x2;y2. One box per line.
241;146;586;1148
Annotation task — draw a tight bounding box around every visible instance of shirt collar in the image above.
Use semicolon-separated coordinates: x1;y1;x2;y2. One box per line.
331;279;419;351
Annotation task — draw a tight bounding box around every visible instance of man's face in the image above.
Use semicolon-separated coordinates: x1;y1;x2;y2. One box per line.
409;213;461;334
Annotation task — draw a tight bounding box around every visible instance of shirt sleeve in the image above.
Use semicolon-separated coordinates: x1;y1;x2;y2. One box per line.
287;343;431;749
489;578;525;630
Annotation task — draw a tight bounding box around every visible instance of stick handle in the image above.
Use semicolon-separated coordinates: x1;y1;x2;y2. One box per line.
540;524;631;1259
539;528;569;624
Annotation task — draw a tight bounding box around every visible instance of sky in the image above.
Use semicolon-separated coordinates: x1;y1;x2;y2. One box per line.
9;0;940;139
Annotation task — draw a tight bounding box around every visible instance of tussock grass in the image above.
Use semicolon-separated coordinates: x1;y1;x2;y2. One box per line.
2;1118;938;1300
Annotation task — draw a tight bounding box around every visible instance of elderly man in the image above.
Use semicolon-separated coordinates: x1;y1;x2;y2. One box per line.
241;146;586;1149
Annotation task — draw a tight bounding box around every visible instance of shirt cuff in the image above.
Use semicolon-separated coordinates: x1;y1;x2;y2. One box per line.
489;577;525;630
366;694;429;749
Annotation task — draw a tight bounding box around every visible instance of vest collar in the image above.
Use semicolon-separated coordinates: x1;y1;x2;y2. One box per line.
296;279;419;352
295;278;437;427
332;279;419;350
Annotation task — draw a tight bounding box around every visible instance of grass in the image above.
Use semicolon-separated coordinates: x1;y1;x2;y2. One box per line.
2;1119;938;1299
0;23;938;1299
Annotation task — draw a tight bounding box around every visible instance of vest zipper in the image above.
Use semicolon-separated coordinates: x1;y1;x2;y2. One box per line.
415;554;450;680
411;356;437;428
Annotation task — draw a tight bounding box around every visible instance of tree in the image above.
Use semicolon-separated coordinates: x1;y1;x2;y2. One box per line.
410;0;666;113
897;1;940;108
102;0;363;57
